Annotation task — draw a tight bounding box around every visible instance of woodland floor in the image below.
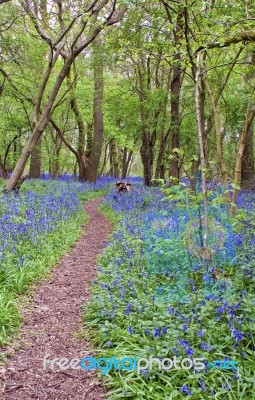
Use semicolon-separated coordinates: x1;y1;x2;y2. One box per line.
0;197;112;400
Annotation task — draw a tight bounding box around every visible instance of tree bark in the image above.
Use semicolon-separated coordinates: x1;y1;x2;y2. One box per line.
110;139;120;178
203;76;229;188
122;147;133;179
52;134;62;178
195;52;209;249
169;67;182;179
6;54;75;191
6;3;127;191
163;6;184;181
85;33;104;183
241;123;254;185
29;138;41;178
138;56;154;186
67;67;88;182
231;107;255;214
241;52;255;186
0;155;7;178
99;141;110;176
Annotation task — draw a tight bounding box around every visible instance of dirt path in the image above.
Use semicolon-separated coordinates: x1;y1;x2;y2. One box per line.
0;197;111;400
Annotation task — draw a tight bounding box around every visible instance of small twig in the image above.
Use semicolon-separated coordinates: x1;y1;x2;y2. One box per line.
46;378;66;388
5;384;23;393
60;371;80;379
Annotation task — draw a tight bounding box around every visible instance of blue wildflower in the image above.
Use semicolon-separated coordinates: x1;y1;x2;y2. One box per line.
153;328;161;338
128;326;133;335
181;385;191;396
125;303;132;315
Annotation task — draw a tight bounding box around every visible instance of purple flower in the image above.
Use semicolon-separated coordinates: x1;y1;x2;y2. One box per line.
199;379;206;392
128;326;133;335
232;329;243;342
153;327;161;338
181;385;191;396
125;303;132;315
162;326;168;334
141;369;149;379
185;347;194;357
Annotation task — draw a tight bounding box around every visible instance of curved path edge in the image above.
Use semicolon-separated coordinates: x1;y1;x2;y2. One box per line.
0;197;111;400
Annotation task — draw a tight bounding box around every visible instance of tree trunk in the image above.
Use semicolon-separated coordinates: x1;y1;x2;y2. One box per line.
138;56;154;187
155;137;168;180
110;139;120;178
85;34;104;183
155;72;171;181
169;66;182;179
0;155;7;178
6;4;127;191
13;140;17;170
168;9;184;181
122;147;133;179
6;55;75;191
231;107;255;214
78;155;88;181
52;134;62;178
241;52;255;186
69;79;87;182
29;137;41;178
140;125;153;186
203;77;229;189
195;52;209;249
241;123;254;185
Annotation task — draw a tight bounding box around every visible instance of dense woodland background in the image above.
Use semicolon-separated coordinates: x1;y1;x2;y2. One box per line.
0;0;254;192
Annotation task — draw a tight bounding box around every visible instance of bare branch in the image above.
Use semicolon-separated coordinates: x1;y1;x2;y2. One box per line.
196;30;255;52
53;14;81;47
74;3;127;56
50;119;79;158
22;0;52;45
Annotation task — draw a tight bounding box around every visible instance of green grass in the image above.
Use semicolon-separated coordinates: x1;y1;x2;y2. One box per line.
0;210;87;346
99;203;124;225
0;179;111;347
85;196;255;400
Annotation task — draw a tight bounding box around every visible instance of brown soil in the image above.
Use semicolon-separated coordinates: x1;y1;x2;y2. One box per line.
0;197;112;400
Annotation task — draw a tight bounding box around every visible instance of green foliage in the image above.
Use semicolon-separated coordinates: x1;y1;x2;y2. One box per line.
0;210;86;346
0;179;108;345
85;188;255;399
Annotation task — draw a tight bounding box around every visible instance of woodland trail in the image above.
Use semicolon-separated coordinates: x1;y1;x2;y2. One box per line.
0;197;112;400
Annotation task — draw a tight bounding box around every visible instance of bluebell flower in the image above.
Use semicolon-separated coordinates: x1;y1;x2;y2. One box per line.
173;347;179;356
153;328;161;338
185;347;194;357
125;303;132;315
232;329;243;342
162;326;168;334
141;369;149;379
128;326;133;335
181;385;191;396
199;379;206;392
